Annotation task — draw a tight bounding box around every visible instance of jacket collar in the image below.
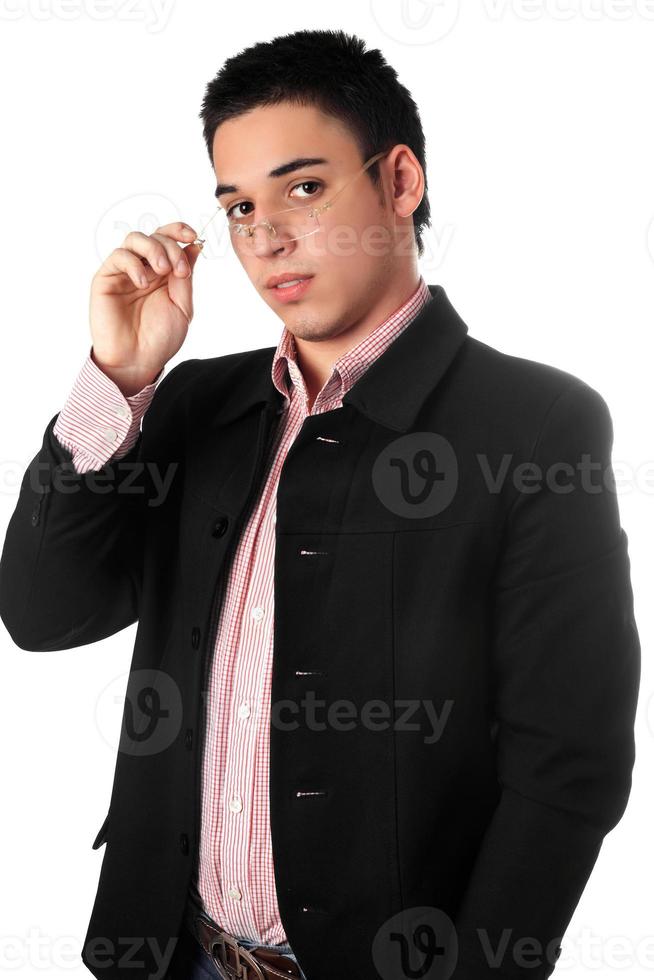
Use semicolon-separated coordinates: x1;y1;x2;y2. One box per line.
209;284;469;433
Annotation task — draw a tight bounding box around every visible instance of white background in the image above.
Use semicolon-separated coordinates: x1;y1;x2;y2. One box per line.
0;1;652;977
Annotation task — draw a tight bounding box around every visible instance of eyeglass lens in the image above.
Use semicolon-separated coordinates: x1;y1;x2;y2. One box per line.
228;206;322;248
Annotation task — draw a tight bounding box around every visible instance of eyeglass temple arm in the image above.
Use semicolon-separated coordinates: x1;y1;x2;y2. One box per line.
311;149;390;216
193;207;222;248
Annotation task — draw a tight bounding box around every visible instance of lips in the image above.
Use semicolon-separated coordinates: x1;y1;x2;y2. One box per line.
267;276;314;302
266;273;314;290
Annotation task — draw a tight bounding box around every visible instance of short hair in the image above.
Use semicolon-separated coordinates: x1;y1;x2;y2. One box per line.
199;28;431;258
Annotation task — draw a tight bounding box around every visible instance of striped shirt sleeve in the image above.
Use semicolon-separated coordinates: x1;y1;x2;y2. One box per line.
52;347;164;474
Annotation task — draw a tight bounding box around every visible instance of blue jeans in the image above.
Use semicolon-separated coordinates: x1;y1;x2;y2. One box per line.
167;922;308;980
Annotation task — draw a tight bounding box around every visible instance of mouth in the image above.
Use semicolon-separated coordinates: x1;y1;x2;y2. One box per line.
267;275;315;302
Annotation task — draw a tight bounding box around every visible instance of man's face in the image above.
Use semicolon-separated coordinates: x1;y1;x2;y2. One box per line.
211;101;401;342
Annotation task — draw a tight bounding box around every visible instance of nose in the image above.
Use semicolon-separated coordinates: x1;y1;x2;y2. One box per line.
249;227;298;259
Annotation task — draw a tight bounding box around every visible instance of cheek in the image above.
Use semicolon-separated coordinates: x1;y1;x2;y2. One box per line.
337;209;394;263
301;226;379;267
238;253;260;282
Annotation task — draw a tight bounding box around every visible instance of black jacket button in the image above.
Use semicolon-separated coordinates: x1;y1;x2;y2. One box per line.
211;516;228;538
185;729;193;750
31;503;41;526
179;833;189;855
191;627;201;649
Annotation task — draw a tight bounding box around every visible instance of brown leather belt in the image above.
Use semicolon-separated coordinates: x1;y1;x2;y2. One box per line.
183;890;302;980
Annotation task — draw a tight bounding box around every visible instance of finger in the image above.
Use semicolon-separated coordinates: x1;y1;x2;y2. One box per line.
149;233;193;278
119;228;197;278
149;222;198;273
153;221;198;242
120;230;180;277
101;247;152;289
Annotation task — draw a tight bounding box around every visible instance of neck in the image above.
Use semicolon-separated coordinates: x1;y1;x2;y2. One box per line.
294;269;422;410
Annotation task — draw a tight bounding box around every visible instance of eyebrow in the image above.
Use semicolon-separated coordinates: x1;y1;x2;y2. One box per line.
214;157;329;200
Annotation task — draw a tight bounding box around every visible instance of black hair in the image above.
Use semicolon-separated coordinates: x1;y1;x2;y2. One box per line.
199;28;431;258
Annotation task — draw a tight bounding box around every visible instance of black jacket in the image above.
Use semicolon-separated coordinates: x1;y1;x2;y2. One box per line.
0;284;640;980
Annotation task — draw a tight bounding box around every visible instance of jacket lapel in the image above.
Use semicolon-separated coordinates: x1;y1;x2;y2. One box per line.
342;283;469;432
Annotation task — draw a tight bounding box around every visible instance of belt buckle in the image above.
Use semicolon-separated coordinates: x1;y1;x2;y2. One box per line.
211;931;266;980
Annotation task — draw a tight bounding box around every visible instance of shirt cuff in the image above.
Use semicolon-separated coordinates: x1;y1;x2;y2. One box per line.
52;347;164;473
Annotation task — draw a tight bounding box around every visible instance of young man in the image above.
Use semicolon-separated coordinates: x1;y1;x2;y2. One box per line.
0;28;640;980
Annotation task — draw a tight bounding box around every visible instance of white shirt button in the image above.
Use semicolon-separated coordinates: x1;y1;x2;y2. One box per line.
237;703;251;720
229;795;243;813
251;606;264;623
227;886;242;901
115;404;130;419
102;427;118;444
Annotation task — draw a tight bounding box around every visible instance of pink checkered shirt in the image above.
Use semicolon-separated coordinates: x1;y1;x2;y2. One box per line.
53;276;432;943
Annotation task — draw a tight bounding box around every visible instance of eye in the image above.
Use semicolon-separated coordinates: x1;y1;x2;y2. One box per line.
225;201;253;221
225;180;323;220
290;180;322;201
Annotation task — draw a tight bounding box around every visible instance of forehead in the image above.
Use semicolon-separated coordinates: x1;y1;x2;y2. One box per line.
211;102;358;183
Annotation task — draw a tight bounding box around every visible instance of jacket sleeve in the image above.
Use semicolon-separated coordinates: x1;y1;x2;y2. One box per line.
452;381;641;980
0;358;191;652
52;347;163;474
